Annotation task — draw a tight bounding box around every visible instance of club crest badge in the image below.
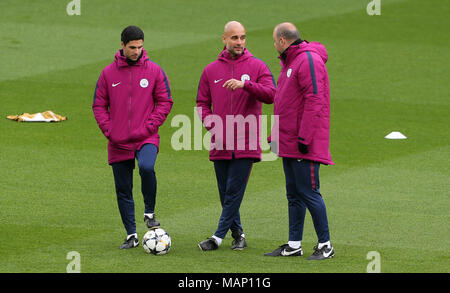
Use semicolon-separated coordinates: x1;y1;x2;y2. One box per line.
287;68;292;78
241;74;250;82
140;78;149;88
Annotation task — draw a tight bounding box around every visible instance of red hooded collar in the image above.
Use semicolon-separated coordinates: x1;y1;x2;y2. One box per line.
279;41;328;66
218;47;252;63
114;48;149;67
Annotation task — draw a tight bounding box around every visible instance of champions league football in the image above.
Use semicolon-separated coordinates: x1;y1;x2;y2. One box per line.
142;228;172;255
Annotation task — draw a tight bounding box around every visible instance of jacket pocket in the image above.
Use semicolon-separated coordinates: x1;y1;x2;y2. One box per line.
129;122;150;142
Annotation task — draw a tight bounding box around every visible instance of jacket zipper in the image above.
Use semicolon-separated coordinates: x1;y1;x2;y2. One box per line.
230;60;234;157
128;67;132;136
230;60;234;115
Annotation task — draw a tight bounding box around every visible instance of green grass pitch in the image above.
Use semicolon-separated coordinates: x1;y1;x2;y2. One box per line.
0;0;448;273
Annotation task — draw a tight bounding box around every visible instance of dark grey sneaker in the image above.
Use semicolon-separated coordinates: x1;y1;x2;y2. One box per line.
198;238;219;251
144;215;160;229
231;230;247;250
264;244;303;256
307;244;335;260
119;235;139;249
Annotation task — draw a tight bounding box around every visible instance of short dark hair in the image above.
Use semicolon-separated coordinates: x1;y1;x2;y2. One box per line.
121;25;144;45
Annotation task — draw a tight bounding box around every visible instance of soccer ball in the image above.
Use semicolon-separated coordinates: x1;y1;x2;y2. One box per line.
142;228;171;255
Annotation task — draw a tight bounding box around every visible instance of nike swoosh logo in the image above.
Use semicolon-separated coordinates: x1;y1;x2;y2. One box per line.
214;79;223;84
322;247;334;258
112;82;121;87
281;248;302;256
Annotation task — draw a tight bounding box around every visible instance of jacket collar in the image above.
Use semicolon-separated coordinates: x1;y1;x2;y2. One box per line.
279;39;305;64
115;48;148;67
218;47;251;62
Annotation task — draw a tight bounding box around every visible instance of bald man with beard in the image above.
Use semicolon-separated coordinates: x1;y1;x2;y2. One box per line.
196;21;276;251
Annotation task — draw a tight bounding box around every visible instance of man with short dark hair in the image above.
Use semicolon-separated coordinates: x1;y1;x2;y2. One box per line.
265;23;335;260
93;25;173;249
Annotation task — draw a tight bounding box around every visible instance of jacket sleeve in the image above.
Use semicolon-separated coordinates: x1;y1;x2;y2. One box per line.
243;62;276;104
92;71;111;138
195;69;214;131
147;67;173;134
297;52;326;145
